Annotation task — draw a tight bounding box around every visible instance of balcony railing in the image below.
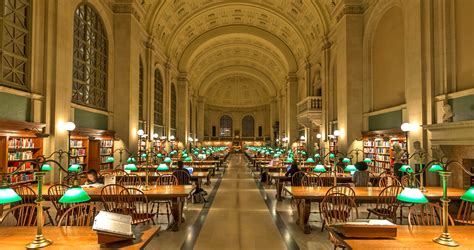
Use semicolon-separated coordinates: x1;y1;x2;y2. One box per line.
297;96;322;114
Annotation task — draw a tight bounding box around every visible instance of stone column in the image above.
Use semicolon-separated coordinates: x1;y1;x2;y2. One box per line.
176;73;189;144
145;36;155;136
333;1;364;152
269;97;278;143
278;91;286;140
286;73;299;143
196;97;205;141
112;3;141;152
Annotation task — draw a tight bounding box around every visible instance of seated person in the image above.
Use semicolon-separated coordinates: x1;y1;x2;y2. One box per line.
352;161;370;187
85;169;104;185
285;162;300;177
175;160;190;174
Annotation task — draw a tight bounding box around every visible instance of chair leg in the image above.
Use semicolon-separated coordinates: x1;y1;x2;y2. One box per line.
367;212;371;219
166;203;171;224
45;210;54;226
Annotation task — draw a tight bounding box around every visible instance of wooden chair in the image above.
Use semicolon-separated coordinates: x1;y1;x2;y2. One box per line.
367;185;403;223
352;171;370;187
101;184;127;214
320;193;357;249
99;169;114;177
1;204;38;226
113;169;128;176
120;188;155;225
13;185;54;225
156;174;178;186
408;202;455;229
47;184;70;224
326;186;356;198
368;171;378;187
153;175;178;224
378;175;401;188
291;171;306;186
57;203;100;226
302;173;321;187
318;172;335;187
173;170;191;185
119;174;142;186
455;200;474;225
400;175;421;187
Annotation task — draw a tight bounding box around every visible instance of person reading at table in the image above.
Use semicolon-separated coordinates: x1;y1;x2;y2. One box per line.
85;169;104;185
352;161;370;187
175;160;190;174
285;162;300;177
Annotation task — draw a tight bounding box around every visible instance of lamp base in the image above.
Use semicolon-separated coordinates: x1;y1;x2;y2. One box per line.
433;233;459;247
26;235;53;249
141;185;151;191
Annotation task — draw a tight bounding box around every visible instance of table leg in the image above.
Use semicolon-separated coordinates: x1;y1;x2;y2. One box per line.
275;179;283;201
170;197;183;231
298;199;311;234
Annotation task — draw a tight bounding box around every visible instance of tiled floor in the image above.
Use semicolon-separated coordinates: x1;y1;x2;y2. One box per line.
147;153;335;249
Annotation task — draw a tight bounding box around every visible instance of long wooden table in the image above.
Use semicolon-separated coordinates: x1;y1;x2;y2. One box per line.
39;184;193;231
285;186;466;234
0;225;159;249
134;171;210;186
327;225;474;249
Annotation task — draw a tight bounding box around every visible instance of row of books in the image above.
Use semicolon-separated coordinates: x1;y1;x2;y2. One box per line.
8;173;35;184
6;162;34;173
8;151;34;161
71;148;86;157
70;140;84;148
70;157;86;164
101;140;113;147
100;156;113;164
8;138;35;149
100;147;112;155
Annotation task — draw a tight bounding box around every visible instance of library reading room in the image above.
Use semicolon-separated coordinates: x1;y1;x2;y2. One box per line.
0;0;473;249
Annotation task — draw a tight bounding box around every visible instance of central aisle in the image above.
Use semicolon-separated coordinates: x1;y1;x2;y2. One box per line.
194;153;287;250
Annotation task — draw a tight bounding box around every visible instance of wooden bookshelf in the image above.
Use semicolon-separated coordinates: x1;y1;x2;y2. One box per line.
70;128;115;173
89;138;114;172
0;120;46;185
363;129;407;173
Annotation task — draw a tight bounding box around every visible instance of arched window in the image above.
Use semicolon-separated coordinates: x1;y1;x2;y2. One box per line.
72;4;108;110
220;115;232;137
138;58;144;121
171;84;177;129
0;0;31;90
154;69;163;126
242;115;254;137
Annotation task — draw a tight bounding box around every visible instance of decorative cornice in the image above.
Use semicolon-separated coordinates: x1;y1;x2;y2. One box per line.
334;1;366;23
112;1;142;22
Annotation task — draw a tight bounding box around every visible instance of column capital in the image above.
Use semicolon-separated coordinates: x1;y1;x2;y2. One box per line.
145;35;155;50
177;72;188;83
286;73;298;83
112;0;144;22
333;0;366;23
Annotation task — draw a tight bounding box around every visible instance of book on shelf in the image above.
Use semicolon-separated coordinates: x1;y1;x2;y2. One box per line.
70;139;84;148
8;138;35;149
8;151;34;161
93;211;134;238
100;140;114;148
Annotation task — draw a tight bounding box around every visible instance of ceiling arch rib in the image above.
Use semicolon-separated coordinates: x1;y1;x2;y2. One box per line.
186;33;289;73
198;65;276;97
190;57;284;93
147;1;328;61
203;75;270;108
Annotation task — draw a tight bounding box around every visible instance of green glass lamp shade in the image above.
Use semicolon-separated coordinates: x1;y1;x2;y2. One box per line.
157;153;163;158
344;165;357;172
0;187;22;204
59;187;91;203
141;153;147;158
306;158;315;163
68;164;81;172
184;156;193;162
399;164;413;173
163;157;172;163
313;164;327;173
428;164;444;172
397;187;428;204
363;158;373;164
342;158;351;163
314;153;321;158
460;187;474;202
273;154;280;158
41;164;52;171
182;153;188;158
127;157;136;163
302;151;307;155
329;153;335;159
170;150;177;155
106;156;115;163
124;164;138;171
286;158;294;163
157;164;169;171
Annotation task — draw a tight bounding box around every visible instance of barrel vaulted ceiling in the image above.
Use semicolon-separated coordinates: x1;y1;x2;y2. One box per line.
142;0;331;107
